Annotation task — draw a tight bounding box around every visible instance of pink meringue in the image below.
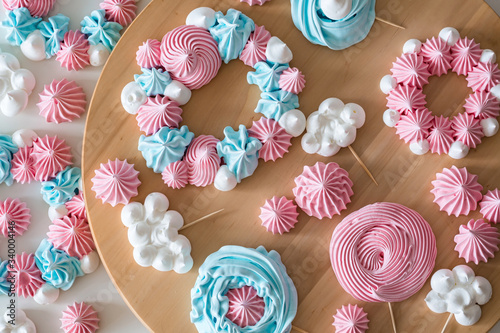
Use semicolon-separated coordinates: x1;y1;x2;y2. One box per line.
480;189;500;224
466;62;500;92
464;91;500;119
390;53;431;88
420;37;452;77
451;113;484;148
11;146;35;184
431;166;483;217
240;0;270;5
0;198;31;237
428;116;454;154
47;215;95;259
32;135;73;182
293;162;354;220
332;304;369;333
37;79;87;124
184;135;220;187
259;196;299;235
454;219;500;265
225;286;265;328
161;160;188;189
136;39;161;69
91;158;141;207
56;31;91;71
395;108;433;143
100;0;137;27
3;0;56;17
240;25;271;67
248;118;292;162
61;302;100;333
386;85;426;115
450;37;481;76
136;95;183;135
65;192;87;220
10;252;44;298
278;67;306;94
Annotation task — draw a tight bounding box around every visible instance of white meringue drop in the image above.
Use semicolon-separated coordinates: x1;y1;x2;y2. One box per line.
121;81;147;114
490;84;500;101
480;49;496;64
33;284;60;305
11;68;36;94
0;89;28;117
448;141;469;159
20;30;47;61
214;165;237;191
0;52;20;76
409;139;430;155
403;39;422;54
383;109;400;127
481;117;499;137
439;27;460;46
163;80;191;105
380;74;397;94
186;7;216;29
48;205;69;222
12;129;38;148
265;37;293;64
88;43;110;67
80;251;100;274
278;109;306;137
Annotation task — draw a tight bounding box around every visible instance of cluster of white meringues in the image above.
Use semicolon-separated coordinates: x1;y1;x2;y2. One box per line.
0;309;36;333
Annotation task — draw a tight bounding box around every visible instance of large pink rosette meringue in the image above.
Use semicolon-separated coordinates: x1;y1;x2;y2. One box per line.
395;108;433;143
65;192;86;220
60;302;100;333
225;286;265;328
136;39;161;69
136;95;183;135
451;113;484;148
184;135;221;187
466;62;500;92
390;53;431;88
3;0;56;17
464;91;500;120
332;304;369;333
279;67;306;95
160;25;221;90
480;189;500;224
240;0;271;6
10;252;44;298
56;31;91;71
293;162;354;220
431;166;483;217
454;219;500;264
420;37;452;77
248;118;292;162
259;196;299;235
37;79;87;124
91;158;141;207
240;25;271;67
161;160;188;189
11;146;35;184
428;116;454;154
386;85;426;115
450;37;481;76
47;215;95;259
0;198;31;237
100;0;137;27
32;135;73;181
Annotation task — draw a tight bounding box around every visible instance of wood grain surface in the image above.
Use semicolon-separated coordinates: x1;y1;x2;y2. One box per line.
82;0;500;332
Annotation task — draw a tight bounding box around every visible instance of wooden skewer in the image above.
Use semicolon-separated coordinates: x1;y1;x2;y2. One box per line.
179;209;224;231
348;145;378;186
292;325;309;333
388;302;397;333
440;313;453;333
375;16;405;30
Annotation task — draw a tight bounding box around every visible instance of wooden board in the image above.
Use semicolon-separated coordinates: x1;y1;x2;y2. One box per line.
82;0;500;332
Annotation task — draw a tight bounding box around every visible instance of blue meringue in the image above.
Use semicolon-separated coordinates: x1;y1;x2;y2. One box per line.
40;167;81;206
0;259;10;295
37;14;70;58
255;90;299;121
1;8;42;46
134;68;172;97
216;125;262;183
0;134;18;186
138;125;194;173
81;9;123;52
247;61;289;92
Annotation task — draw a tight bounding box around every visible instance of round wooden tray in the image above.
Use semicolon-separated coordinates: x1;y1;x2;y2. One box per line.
82;0;500;331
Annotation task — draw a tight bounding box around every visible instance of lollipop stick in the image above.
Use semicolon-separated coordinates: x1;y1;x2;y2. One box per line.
375;16;405;30
440;313;453;333
292;325;309;333
179;209;224;231
348;145;378;186
388;302;397;333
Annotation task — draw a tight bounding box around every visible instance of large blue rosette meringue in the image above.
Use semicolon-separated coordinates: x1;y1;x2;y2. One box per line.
0;259;10;295
1;8;41;46
255;90;299;121
247;61;289;92
134;68;172;97
35;239;84;291
290;0;376;50
38;14;70;58
216;125;262;183
138;125;194;173
190;245;298;333
81;9;123;52
209;9;255;64
0;134;18;186
40;166;81;206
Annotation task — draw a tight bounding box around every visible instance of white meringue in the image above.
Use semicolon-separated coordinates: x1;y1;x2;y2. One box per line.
403;39;422;54
383;109;400;127
186;7;216;29
1;89;29;117
163;80;191;105
144;192;170;223
342;103;366;128
453;265;476;285
265;37;293;64
20;30;47;62
0;309;36;333
480;49;496;64
470;276;492;305
481;118;499;137
490;84;500;101
455;305;481;326
0;52;20;76
409;139;430;155
431;269;455;295
80;251;100;274
121;201;145;227
121;81;147;114
448;141;469;159
133;245;156;267
214;165;238;191
88;43;110;67
380;74;397;94
0;77;10;97
320;0;352;20
11;68;36;94
425;290;448;313
278;109;306;137
439;27;460;46
33;284;60;305
12;129;38;148
48;205;69;222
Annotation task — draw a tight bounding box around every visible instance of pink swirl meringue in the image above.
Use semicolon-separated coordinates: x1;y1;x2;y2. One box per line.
420;37;452;76
240;0;270;6
136;39;161;69
390;53;430;88
225;286;265;328
136;95;182;135
451;113;484;148
11;146;35;184
3;0;56;17
278;67;306;94
259;196;299;235
332;304;369;333
32;135;73;182
464;91;500;119
91;158;141;207
60;302;100;333
450;37;481;76
10;252;44;298
47;215;95;259
240;25;271;67
100;0;137;27
56;31;91;71
395;108;433;143
428;116;454;154
65;192;87;220
466;62;500;92
0;198;31;237
161;160;188;189
292;162;354;220
480;189;500;224
160;25;221;90
37;79;87;124
431;166;483;217
184;135;220;187
386;85;426;115
248;118;292;162
454;219;500;264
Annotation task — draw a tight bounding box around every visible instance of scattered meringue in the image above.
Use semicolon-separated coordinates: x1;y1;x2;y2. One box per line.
185;7;216;29
20;30;46;62
121;81;147;115
0;51;34;117
409;139;430;155
448;141;470;159
87;43;110;67
481;118;499;137
379;74;397;94
163;80;191;106
403;39;422;54
332;304;369;333
12;129;38;148
438;27;460;46
33;284;60;305
278;109;306;137
382;109;400;127
259;196;299;235
265;36;293;64
214;165;238;192
0;309;36;333
60;302;99;333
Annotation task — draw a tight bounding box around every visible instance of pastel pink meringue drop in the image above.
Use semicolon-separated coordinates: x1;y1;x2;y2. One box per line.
184;135;221;187
0;198;31;237
431;166;483;217
37;79;87;124
65;192;87;220
136;39;161;69
292;162;354;220
464;91;500;119
60;302;100;333
100;0;137;27
454;219;500;265
420;36;452;77
332;304;369;333
278;67;306;94
3;0;56;17
240;0;271;6
248;118;292;162
47;215;95;259
160;25;221;90
225;286;265;328
56;31;91;71
136;95;183;135
386;85;426;115
10;253;44;298
11;146;35;184
239;25;271;67
428;116;454;155
32;135;73;182
480;189;500;223
259;196;299;235
390;53;431;88
450;37;482;76
466;62;500;92
161;160;188;189
91;158;141;207
395;108;433;143
451;113;484;149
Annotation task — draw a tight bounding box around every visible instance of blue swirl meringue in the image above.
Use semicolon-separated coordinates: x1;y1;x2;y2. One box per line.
138;125;194;173
255;90;299;121
35;239;84;291
37;14;70;58
134;68;172;96
0;134;18;186
0;259;10;295
1;8;42;46
40;166;81;206
247;61;289;92
209;9;255;64
216;125;262;183
81;9;123;52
